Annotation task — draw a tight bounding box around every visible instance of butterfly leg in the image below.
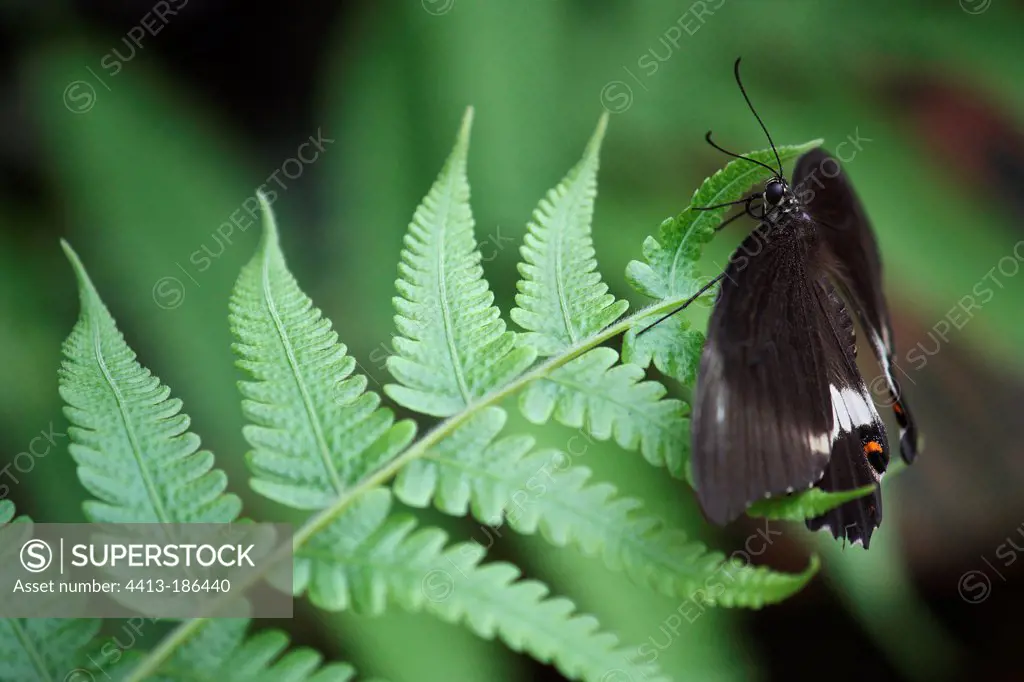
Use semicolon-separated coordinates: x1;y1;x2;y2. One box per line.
713;209;749;233
635;271;728;336
713;196;763;232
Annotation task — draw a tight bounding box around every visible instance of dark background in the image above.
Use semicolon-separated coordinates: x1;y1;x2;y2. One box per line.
1;1;1023;680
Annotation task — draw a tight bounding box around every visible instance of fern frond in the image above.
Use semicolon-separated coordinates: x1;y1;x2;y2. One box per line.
58;242;241;524
230;196;416;509
393;418;818;607
625;140;823;301
385;108;536;417
116;619;366;682
295;489;666;682
510;113;628;355
747;485;877;521
519;347;689;476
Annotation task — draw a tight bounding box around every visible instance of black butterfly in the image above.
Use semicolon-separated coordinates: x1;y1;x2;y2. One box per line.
646;59;920;548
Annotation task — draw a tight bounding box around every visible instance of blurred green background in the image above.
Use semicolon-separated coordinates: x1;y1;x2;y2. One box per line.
1;1;1023;680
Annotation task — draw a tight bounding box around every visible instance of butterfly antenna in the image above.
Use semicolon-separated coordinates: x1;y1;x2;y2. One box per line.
733;57;784;176
704;131;779;176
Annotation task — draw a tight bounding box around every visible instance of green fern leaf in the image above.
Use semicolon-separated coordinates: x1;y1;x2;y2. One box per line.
747;484;877;521
394;419;818;607
0;500;11;524
510;113;628;355
296;489;666;682
519;347;689;476
58;242;241;524
622;313;705;387
506;464;819;607
625;140;822;301
122;619;363;682
385;108;537;417
230;196;416;509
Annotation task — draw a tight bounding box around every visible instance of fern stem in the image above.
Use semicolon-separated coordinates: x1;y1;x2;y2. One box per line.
123;292;691;682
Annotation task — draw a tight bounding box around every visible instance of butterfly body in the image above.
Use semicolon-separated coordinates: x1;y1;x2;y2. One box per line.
691;152;916;548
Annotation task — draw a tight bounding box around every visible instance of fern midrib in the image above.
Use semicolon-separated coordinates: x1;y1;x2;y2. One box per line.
665;172;755;295
7;620;55;682
89;307;171;524
435;163;473;406
552;169;590;345
122;291;694;682
260;254;344;495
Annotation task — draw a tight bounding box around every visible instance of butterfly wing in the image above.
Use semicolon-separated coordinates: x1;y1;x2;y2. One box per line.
792;148;919;464
693;217;888;545
806;426;886;548
806;286;889;548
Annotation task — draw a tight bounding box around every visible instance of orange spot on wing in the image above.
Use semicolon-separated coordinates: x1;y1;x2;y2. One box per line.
863;441;883;455
893;404;903;415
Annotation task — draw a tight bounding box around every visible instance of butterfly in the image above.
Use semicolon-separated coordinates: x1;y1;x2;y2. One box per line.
645;59;920;548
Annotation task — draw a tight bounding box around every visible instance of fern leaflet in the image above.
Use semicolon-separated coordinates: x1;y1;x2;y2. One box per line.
510;113;628;355
393;411;817;607
747;485;877;521
394;406;532;524
230;195;416;509
59;242;241;524
121;618;367;682
385;107;536;417
295;489;667;682
622;313;705;387
520;347;690;476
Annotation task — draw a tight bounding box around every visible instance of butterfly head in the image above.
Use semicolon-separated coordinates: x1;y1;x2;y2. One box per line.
763;177;800;215
764;178;786;205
